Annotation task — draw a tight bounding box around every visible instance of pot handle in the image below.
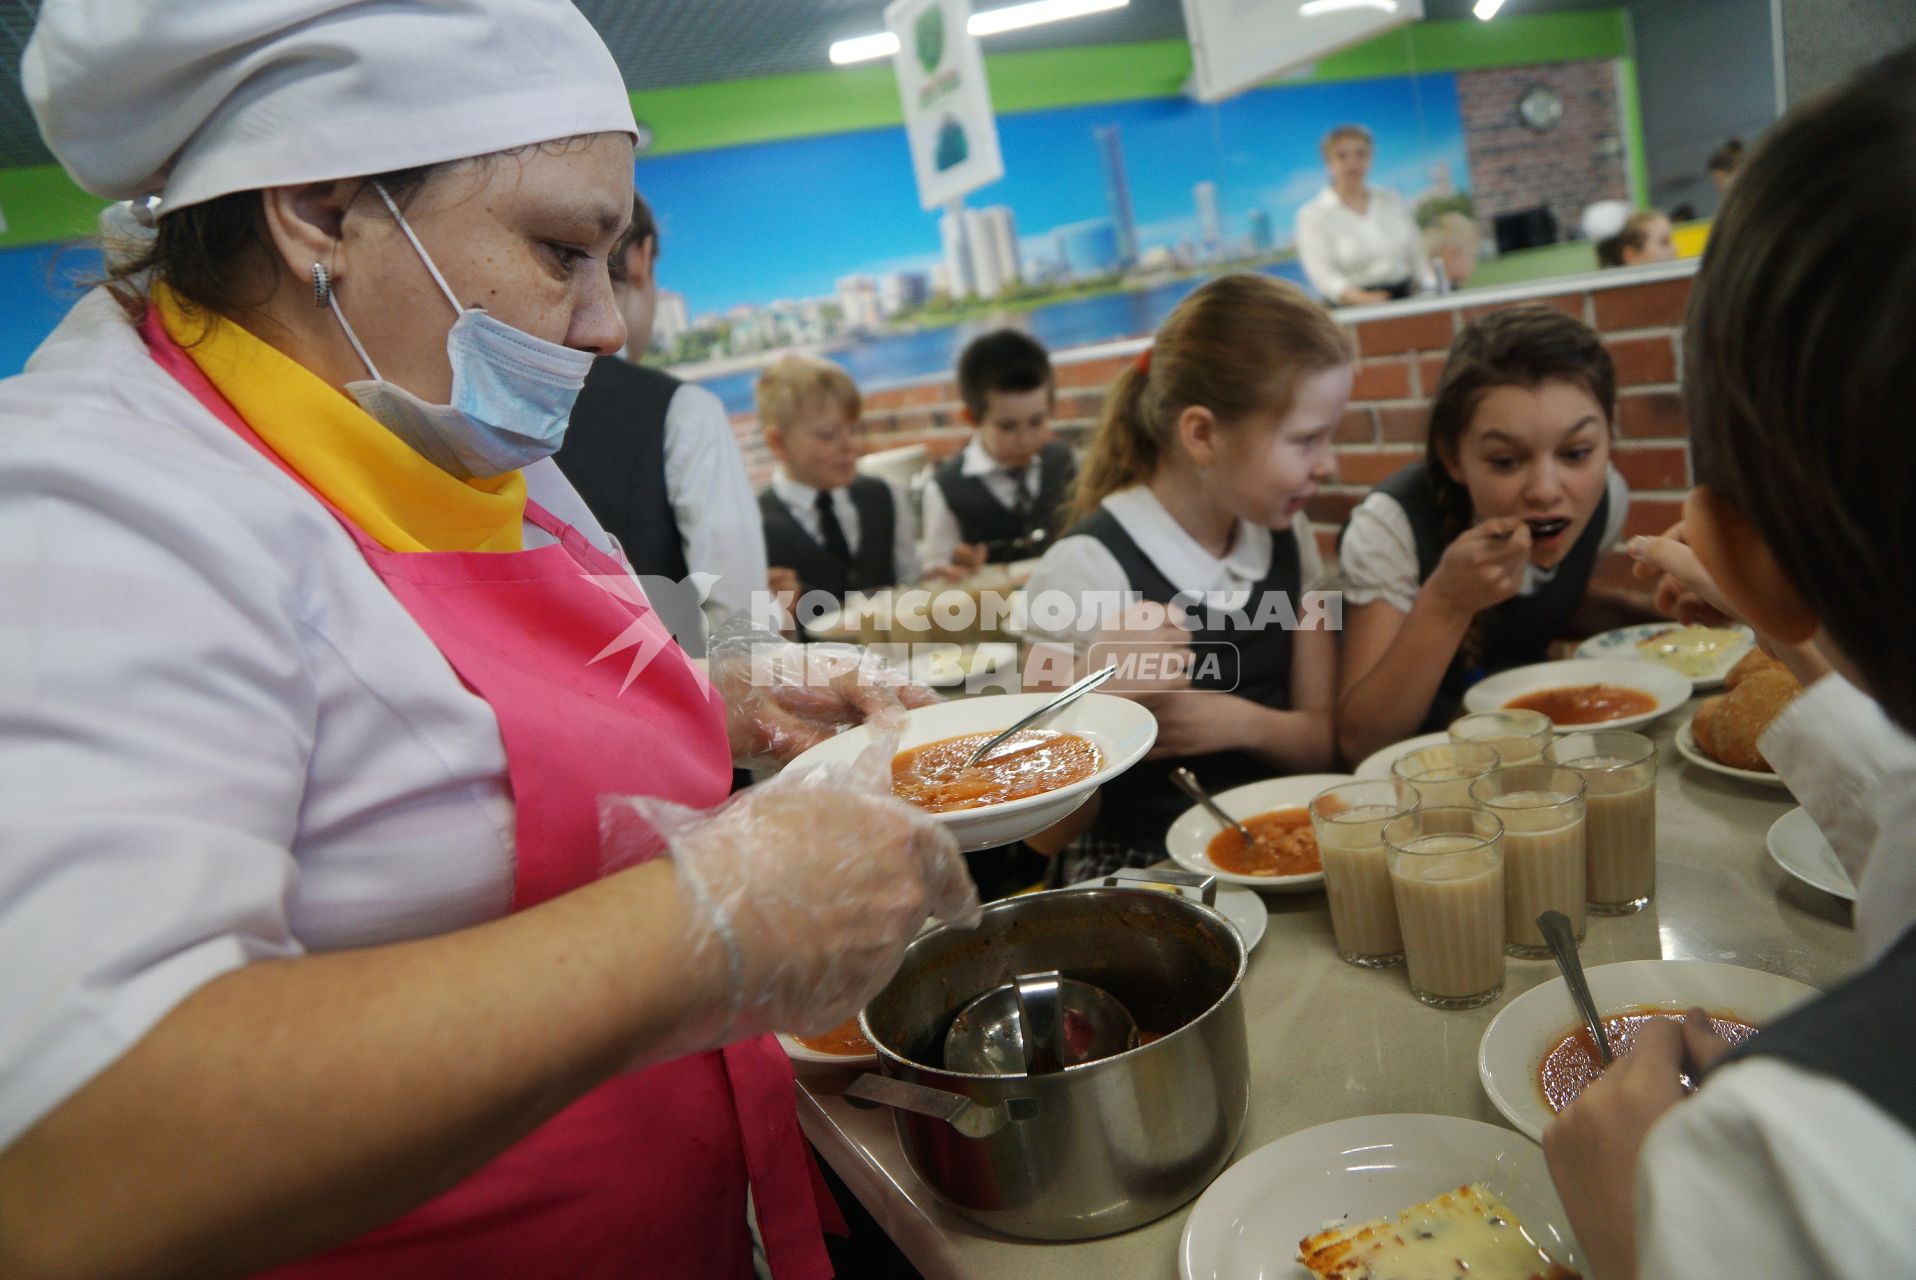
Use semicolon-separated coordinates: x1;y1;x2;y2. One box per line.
845;1074;1038;1138
1102;866;1218;907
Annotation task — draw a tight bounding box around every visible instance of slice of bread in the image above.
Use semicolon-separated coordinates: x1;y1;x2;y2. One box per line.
1297;1182;1579;1280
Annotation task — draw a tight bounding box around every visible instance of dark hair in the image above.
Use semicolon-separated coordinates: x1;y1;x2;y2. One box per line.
1068;273;1351;527
1686;46;1916;731
1424;305;1617;545
1707;137;1745;176
101;165;442;328
957;329;1052;419
1596;208;1668;269
610;190;660;284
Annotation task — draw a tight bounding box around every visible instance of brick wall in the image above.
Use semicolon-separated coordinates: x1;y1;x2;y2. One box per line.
734;268;1697;590
1458;59;1631;237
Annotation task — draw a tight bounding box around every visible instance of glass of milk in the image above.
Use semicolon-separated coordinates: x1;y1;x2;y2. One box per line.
1546;731;1658;914
1449;709;1554;764
1310;779;1423;968
1383;806;1507;1009
1470;765;1588;957
1391;741;1503;808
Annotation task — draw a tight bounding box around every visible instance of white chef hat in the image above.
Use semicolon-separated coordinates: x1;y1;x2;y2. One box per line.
23;0;637;216
1580;200;1632;243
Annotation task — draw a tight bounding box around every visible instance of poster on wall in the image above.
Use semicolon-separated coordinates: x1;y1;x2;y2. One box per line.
885;0;1005;209
1182;0;1424;103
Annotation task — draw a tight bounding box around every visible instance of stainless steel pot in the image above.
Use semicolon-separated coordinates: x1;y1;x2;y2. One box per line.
849;870;1249;1240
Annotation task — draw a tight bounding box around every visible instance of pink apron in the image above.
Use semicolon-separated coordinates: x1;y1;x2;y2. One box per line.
142;315;842;1280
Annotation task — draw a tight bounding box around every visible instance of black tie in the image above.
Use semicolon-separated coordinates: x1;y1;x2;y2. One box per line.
1004;467;1034;522
815;489;853;565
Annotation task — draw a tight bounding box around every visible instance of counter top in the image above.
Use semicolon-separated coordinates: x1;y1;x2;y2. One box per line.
791;698;1856;1279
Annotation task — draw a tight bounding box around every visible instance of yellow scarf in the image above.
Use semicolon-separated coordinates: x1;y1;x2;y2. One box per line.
154;283;527;552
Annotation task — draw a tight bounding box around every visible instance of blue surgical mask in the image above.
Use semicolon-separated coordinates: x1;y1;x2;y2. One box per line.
327;183;596;478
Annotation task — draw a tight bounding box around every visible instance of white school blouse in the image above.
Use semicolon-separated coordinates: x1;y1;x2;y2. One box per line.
1293;185;1435;302
1022;485;1325;650
0;290;626;1151
1632;674;1916;1277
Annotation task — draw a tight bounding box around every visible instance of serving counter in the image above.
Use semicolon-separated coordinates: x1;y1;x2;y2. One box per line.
792;697;1856;1279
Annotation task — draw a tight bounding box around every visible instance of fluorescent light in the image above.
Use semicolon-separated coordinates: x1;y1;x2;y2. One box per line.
1299;0;1397;14
969;0;1130;38
830;31;901;64
830;0;1130;66
1473;0;1507;16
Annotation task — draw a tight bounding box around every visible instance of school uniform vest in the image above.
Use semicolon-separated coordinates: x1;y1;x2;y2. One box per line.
931;440;1077;563
758;476;897;606
1355;461;1611;732
553;359;706;651
1719;922;1916;1134
1070;507;1302;852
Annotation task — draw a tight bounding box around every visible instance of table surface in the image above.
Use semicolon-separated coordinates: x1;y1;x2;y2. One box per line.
790;697;1857;1280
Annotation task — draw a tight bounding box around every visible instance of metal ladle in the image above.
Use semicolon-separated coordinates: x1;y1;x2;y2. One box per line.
1539;909;1612;1066
943;970;1141;1075
1170;767;1255;848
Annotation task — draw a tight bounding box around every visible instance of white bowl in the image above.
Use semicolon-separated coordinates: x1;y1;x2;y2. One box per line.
1477;958;1820;1140
1164;773;1355;893
1352;730;1452;780
1463;658;1692;731
784;692;1157;853
776;1030;878;1068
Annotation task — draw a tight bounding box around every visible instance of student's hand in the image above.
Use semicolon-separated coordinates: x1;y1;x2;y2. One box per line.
1627;523;1740;627
1425;516;1532;621
1140;690;1248;759
951;542;989;573
1543;1011;1731;1280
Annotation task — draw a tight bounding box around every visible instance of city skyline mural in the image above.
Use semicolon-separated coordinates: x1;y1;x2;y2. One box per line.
633;72;1471;410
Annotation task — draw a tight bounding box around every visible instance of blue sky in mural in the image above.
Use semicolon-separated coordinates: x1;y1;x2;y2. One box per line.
637;73;1468;317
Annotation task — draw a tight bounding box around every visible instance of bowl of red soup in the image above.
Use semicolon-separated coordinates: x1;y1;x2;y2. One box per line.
1476;958;1820;1140
1165;774;1356;893
785;692;1157;853
1462;658;1691;732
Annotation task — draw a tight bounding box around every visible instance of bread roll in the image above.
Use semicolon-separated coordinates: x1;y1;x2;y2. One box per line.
1695;666;1803;771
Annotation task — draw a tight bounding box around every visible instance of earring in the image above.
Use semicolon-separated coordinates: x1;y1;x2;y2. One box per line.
311;262;332;308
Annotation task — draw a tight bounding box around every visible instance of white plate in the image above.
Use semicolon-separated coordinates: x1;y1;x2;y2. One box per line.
1462;658;1691;731
1575;622;1756;689
1673;715;1793;790
1165;774;1354;893
1352;730;1452;780
1061;875;1270;952
904;642;1020;690
1767;807;1855;901
785;692;1157;853
1178;1113;1581;1280
1477;959;1820;1141
775;1029;878;1068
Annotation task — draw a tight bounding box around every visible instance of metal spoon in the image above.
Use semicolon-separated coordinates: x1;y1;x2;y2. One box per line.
1170;767;1255;848
1538;909;1612;1066
960;664;1119;768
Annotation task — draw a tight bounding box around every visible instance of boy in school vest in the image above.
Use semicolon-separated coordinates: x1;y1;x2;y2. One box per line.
756;355;919;613
921;330;1077;571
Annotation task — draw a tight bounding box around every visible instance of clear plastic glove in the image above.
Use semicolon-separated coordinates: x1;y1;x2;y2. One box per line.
709;623;941;770
602;724;981;1042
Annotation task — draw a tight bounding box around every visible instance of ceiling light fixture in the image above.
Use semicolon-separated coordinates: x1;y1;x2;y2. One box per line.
1298;0;1397;15
1473;0;1507;17
829;0;1130;66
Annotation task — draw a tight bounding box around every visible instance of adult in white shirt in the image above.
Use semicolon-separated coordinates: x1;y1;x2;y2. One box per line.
1543;52;1916;1280
1294;124;1436;307
554;191;766;655
0;4;974;1276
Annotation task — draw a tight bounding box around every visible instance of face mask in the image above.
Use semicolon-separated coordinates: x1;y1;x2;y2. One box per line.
327;183;596;478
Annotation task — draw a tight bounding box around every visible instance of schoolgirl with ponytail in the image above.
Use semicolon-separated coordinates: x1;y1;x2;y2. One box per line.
1025;272;1352;880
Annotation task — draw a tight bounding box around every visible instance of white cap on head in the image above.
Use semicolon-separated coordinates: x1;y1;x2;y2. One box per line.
23;0;637;216
1580;200;1632;243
